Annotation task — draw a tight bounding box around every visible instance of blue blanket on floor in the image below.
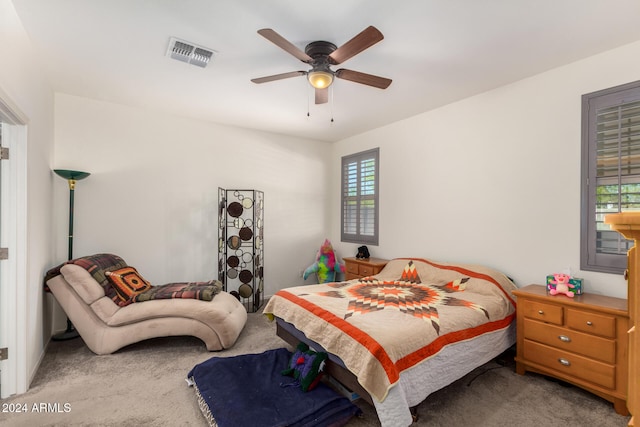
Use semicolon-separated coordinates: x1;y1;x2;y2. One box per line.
187;348;362;427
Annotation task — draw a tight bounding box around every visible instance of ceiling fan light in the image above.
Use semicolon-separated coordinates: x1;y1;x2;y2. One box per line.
307;70;334;89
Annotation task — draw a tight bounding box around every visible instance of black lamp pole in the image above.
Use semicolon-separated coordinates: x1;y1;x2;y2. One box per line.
52;169;90;341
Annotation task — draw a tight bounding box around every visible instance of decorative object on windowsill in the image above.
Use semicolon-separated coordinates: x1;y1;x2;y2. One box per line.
546;272;584;297
303;239;345;284
52;168;90;340
218;188;264;312
356;245;370;259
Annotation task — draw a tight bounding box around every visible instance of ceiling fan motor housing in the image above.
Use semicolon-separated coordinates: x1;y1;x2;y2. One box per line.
304;41;337;58
305;41;338;72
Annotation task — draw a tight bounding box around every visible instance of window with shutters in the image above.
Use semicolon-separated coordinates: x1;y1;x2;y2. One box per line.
581;80;640;274
341;148;379;245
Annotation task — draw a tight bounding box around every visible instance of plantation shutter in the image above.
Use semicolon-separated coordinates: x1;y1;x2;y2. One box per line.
582;81;640;273
341;148;379;245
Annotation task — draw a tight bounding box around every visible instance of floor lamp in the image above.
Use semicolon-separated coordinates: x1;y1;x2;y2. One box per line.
52;169;90;341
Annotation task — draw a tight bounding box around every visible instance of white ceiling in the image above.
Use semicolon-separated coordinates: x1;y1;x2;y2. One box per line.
11;0;640;142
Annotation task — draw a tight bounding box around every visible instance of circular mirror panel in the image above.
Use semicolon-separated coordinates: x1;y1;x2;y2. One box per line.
239;269;253;284
227;235;241;250
239;227;253;241
242;198;253;209
239;283;253;298
227;202;243;218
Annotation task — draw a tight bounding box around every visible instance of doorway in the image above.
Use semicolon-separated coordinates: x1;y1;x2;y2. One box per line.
0;93;28;398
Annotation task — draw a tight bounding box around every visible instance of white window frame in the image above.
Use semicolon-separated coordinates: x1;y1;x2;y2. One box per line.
341;148;379;246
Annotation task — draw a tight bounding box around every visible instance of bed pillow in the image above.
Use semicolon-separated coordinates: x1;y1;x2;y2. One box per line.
105;267;151;303
281;342;328;392
399;260;421;283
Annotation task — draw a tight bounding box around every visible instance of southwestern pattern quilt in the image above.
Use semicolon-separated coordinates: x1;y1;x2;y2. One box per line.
263;258;517;403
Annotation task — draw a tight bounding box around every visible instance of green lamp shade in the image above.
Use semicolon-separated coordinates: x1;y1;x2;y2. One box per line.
54;169;90;181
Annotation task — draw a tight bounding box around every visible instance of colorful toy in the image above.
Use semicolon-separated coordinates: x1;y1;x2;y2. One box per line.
281;342;328;392
548;273;575;297
303;239;345;283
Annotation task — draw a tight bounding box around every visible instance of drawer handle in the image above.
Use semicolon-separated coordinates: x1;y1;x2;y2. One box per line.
538;310;544;315
586;321;593;326
558;358;571;367
558;335;571;343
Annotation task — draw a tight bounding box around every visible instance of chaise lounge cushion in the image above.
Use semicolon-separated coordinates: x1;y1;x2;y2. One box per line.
46;254;248;355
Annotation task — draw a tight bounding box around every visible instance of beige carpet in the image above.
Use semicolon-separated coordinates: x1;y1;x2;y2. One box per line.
0;311;632;427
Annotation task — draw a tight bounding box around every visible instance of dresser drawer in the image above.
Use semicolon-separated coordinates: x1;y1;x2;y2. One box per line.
523;318;616;364
346;263;359;275
343;257;389;280
567;308;616;338
359;264;375;276
524;340;616;389
521;300;563;325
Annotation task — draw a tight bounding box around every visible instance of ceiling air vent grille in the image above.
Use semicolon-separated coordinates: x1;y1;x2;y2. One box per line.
166;37;215;68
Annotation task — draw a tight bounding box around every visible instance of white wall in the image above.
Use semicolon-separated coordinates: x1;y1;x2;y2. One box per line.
0;0;56;392
331;40;640;300
53;94;331;310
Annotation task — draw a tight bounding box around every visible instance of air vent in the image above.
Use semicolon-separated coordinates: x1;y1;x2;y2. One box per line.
166;37;216;68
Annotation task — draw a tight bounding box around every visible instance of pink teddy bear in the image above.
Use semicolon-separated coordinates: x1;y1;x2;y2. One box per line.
549;273;575;297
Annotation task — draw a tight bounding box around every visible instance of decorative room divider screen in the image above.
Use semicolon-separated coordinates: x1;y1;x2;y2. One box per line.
218;188;264;312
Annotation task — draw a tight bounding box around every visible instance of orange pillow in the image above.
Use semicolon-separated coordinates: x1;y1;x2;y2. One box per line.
105;267;151;302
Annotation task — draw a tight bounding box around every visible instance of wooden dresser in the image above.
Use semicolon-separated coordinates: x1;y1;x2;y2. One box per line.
343;257;388;280
606;212;640;427
513;284;629;415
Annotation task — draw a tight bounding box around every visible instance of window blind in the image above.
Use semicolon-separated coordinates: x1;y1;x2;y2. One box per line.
582;80;640;273
341;148;379;245
595;101;640;256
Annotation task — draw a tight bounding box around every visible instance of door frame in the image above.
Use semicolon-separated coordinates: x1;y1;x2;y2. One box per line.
0;91;28;398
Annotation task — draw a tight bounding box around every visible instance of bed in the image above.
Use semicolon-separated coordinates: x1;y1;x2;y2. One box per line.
262;257;517;426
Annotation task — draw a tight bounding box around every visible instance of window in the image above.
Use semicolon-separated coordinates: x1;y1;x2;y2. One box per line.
581;80;640;274
341;148;379;245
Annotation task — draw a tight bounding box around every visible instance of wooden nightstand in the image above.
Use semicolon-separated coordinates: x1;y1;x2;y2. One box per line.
343;257;389;280
513;284;629;415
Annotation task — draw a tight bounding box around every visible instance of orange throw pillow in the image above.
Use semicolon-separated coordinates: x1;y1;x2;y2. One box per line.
105;267;151;302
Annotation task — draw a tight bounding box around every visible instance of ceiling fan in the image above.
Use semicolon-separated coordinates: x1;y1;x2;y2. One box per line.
251;26;392;104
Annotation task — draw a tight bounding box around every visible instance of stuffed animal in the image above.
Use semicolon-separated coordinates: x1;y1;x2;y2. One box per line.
549;273;575;297
303;239;345;283
356;245;370;259
281;342;327;392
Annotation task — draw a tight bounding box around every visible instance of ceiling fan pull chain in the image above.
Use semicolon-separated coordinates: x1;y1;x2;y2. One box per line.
330;87;334;123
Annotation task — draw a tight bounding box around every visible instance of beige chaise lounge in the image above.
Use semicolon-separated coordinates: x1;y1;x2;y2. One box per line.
45;253;247;355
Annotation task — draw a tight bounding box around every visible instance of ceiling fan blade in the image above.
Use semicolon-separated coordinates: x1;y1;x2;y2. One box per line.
329;26;384;65
335;69;392;89
257;29;313;63
251;71;306;84
315;88;328;104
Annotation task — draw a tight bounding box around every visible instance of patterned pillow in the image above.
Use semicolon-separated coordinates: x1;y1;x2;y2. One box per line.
105;267;152;302
399;260;421;283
